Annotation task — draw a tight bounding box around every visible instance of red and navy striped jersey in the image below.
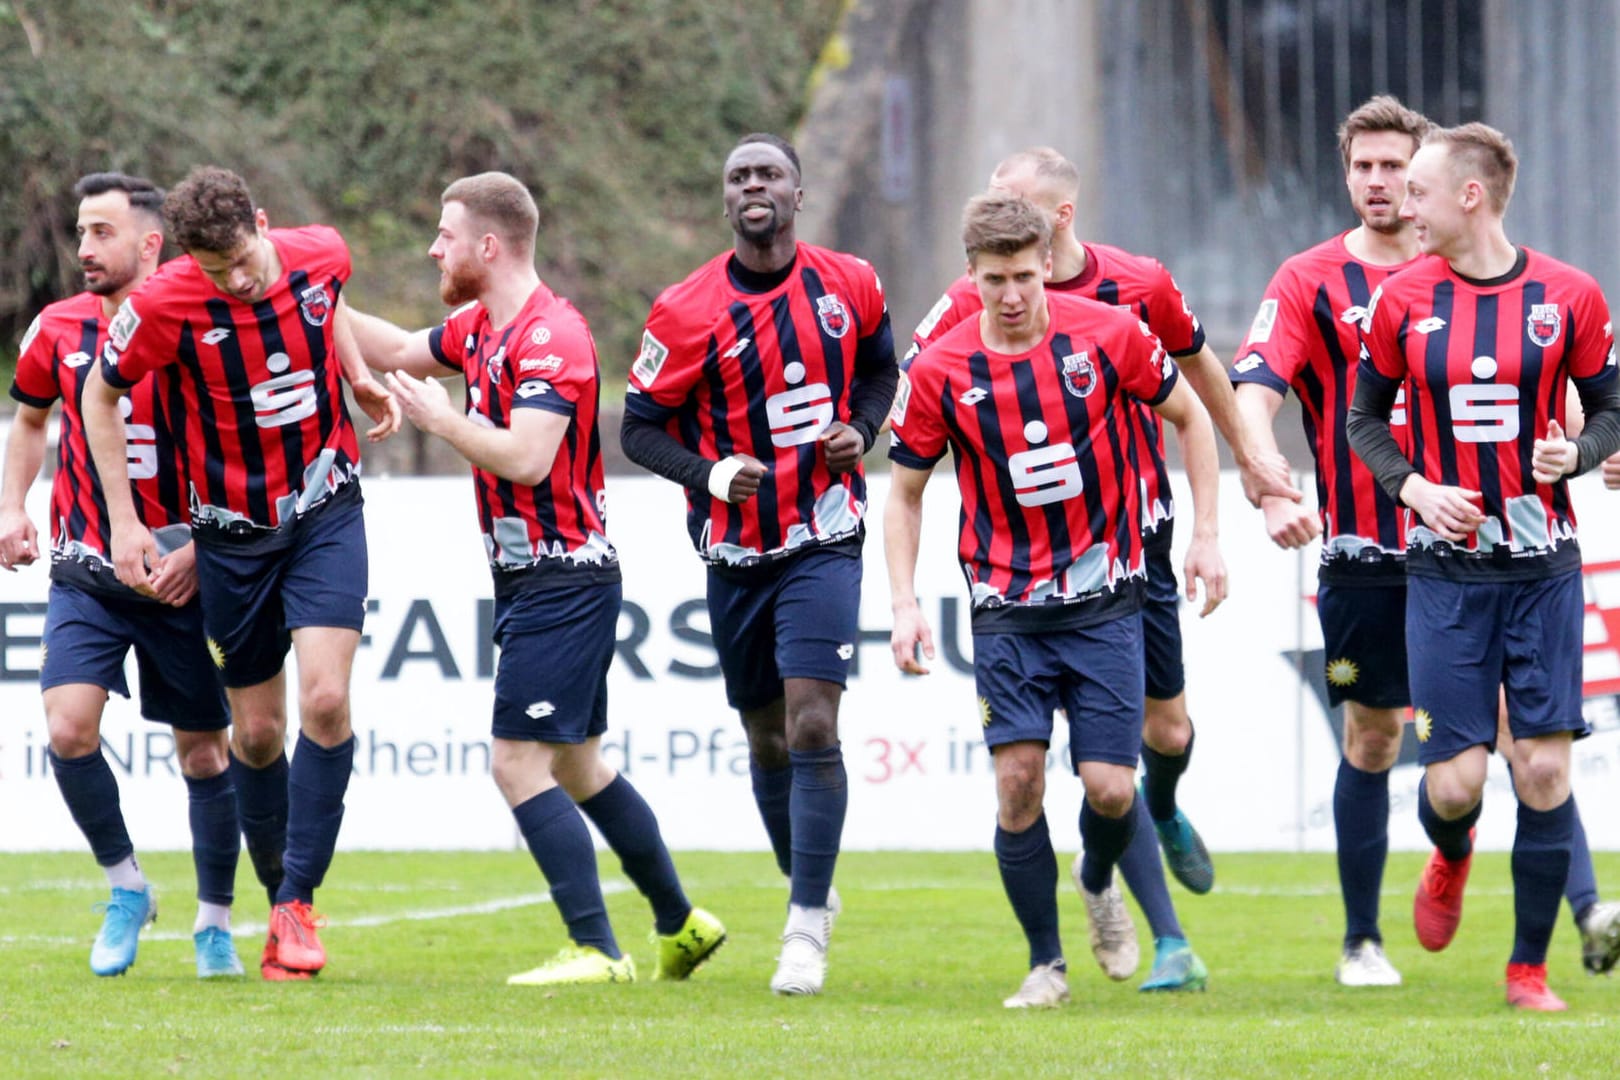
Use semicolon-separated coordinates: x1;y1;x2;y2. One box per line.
1233;232;1419;579
891;291;1179;630
11;291;190;597
908;242;1203;537
626;243;888;565
428;282;617;586
99;226;360;534
1359;247;1617;580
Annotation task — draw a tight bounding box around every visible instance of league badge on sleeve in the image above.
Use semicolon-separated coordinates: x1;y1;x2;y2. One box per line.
633;329;669;386
1527;303;1562;348
18;314;41;356
108;300;141;350
1060;352;1096;399
816;294;851;339
298;284;333;327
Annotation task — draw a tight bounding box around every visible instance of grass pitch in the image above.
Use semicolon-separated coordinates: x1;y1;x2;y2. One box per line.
2;849;1616;1078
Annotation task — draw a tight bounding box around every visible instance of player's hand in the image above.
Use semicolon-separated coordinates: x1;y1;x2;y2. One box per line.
1399;474;1484;541
820;421;865;474
385;370;455;437
0;507;39;571
350;374;402;442
110;518;159;597
1532;419;1579;484
1238;446;1302;507
725;454;767;504
149;540;199;608
889;598;935;675
1602;449;1620;490
1183;531;1228;617
1260;494;1321;550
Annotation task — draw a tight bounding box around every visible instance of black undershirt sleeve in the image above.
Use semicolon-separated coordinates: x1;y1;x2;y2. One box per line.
1345;360;1417;504
1574;374;1620;475
845;311;899;453
619;408;715;492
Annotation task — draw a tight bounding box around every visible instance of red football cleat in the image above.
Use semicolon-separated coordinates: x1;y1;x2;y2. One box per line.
269;900;328;973
1414;830;1474;952
1505;962;1567;1012
260;936;311;981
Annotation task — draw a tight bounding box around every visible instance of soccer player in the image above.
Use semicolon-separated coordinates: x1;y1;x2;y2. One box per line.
887;193;1224;1008
1347;122;1620;1010
619;133;899;996
82;165;398;981
346;171;725;987
0;172;241;979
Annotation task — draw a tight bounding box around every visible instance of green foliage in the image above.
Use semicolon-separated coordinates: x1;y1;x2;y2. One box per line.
1;0;841;376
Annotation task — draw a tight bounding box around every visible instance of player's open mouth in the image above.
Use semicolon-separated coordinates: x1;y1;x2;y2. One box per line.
741;204;773;223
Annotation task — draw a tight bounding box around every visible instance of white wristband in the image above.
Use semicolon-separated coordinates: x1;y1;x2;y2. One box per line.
708;456;746;501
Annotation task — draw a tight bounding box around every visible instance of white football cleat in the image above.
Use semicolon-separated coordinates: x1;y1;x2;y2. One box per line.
1579;900;1620;975
1335;938;1402;987
769;932;827;996
1003;960;1069;1008
1072;854;1138;980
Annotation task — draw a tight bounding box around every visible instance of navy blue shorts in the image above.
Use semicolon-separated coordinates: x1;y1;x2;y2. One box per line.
41;582;228;731
193;492;369;689
1407;571;1587;766
1316;580;1410;709
491;581;618;743
1141;524;1185;700
707;542;862;711
973;613;1145;770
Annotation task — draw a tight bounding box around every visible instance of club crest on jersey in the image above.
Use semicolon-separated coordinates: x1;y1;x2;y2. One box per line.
816;294;851;339
1061;352;1096;399
487;345;507;385
1527;303;1561;348
298;284;332;327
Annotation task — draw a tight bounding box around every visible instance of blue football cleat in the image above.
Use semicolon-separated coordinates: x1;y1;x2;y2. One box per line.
1150;800;1215;895
1139;935;1209;992
195;926;245;978
90;885;156;976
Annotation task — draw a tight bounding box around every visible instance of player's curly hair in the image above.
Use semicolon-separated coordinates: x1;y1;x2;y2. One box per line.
1425;122;1518;214
960;193;1052;264
163;166;257;254
1337;95;1431;170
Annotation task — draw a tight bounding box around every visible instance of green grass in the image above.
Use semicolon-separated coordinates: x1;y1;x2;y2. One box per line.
2;850;1616;1078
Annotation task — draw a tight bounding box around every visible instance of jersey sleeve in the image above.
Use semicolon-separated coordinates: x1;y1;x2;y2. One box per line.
1230;263;1310;396
625;292;705;420
9;314;59;407
906;278;973;363
850;257;889;338
100;289;181;390
1357;283;1408;382
1141;263;1205;357
1115;318;1179;406
1568;282;1618;386
510;316;593;418
887;349;948;469
427;302;478;374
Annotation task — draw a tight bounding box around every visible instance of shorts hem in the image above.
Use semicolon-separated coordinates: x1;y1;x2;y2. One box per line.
490;727;599;745
39;674;128;698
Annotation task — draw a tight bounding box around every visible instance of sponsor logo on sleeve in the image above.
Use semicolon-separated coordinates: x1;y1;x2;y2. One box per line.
516;379;552;399
914;292;953;341
1247;298;1279;343
519;354;565;375
1234;352;1266;374
632;329;670;386
889;368;911;425
18;314;41;356
108;301;140;350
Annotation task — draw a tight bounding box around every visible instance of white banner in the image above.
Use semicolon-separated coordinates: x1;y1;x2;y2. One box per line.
3;471;1618;852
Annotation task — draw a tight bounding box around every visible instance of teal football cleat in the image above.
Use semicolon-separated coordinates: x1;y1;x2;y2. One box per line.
194;926;245;978
90;885;156;976
1150;798;1215;895
1139;935;1209;992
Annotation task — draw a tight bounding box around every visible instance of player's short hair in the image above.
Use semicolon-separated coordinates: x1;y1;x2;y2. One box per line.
441;172;539;254
993;146;1081;202
163;166;257;254
1336;95;1431;170
731;132;801;182
961;193;1053;264
1424;122;1518;214
73;172;165;226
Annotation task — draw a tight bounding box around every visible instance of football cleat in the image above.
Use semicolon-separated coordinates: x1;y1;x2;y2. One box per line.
653;907;728;981
1413;832;1473;952
1335;938;1402;987
268;900;328;973
1072;854;1139;980
1139;935;1209;992
1505;962;1567;1011
259;937;310;982
1150;800;1216;895
1578;900;1620;975
1003;960;1069;1009
194;927;245;978
769;932;828;996
90;885;156;976
508;945;636;986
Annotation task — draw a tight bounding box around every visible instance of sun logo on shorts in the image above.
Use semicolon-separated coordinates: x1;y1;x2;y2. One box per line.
1326;657;1360;687
1413;708;1433;743
206;637;227;670
977;696;992;729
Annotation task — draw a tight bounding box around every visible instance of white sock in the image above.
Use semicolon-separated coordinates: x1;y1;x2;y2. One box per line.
104;855;145;892
785;903;829;945
194;902;231;934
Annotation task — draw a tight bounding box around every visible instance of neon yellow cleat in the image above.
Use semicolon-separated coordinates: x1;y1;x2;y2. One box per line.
653;907;727;981
507;946;636;987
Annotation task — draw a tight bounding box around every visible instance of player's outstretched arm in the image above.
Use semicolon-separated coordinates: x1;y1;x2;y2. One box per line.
81;365;157;595
334;299;401;441
1178;343;1300;507
1234;383;1320;550
385;370;564;486
884;462;936;674
1153;379;1226;616
346;303;444;380
0;403;48;571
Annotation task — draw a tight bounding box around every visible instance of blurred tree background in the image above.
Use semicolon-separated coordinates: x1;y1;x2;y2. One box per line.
0;0;844;385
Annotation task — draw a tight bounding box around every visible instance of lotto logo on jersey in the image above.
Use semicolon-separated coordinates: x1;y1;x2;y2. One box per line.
816;294;851;339
62;351;92;369
1060;352;1096;399
515;379;552;399
633;329;669;386
1527;303;1562;348
298;284;332;327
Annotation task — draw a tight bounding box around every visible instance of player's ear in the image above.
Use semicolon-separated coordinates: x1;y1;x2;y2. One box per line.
1053;200;1075;230
253;208;270;235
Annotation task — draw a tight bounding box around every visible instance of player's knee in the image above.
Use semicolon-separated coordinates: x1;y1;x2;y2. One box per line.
230;710;287;765
1142;705;1190;755
174;732;229;779
298;678;350;731
45;714;101;759
994;753;1046;825
1085;776;1136;818
1424;771;1480;819
785;706;839;752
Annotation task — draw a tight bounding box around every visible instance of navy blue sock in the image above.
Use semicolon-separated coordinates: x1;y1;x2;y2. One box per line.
1334;758;1390;946
1511;797;1575;966
1115;795;1184;940
230;751;288;908
49;748;134;867
1141;727;1193;823
788;745;846;908
276;734;353;905
513;787;618;958
1079;797;1140;894
994;814;1063;968
1565;798;1599;926
185;770;240;907
578;774;690;935
1416;775;1480;862
749;760;794;878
